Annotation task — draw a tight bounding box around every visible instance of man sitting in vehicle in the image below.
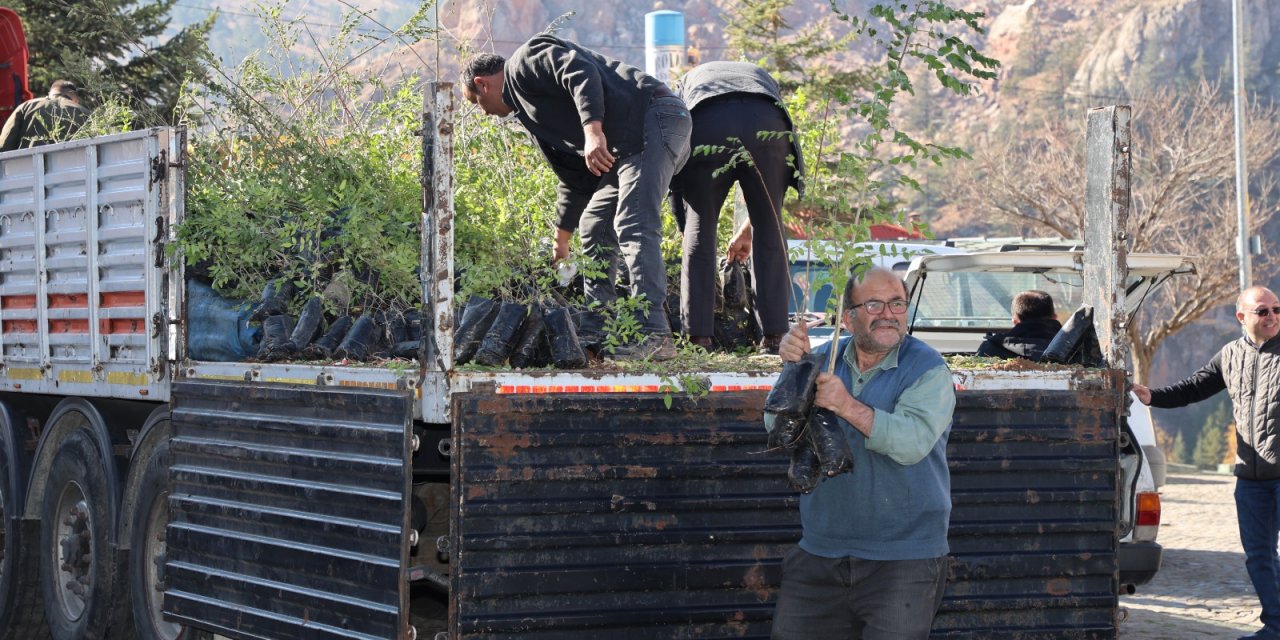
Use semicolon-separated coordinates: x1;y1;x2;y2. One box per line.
975;289;1061;361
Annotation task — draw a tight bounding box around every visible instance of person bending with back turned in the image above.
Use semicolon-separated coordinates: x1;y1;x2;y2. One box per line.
669;61;804;355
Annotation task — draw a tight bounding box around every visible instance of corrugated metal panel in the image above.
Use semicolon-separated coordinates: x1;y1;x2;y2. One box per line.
166;379;414;640
938;387;1121;639
452;389;796;640
452;380;1121;639
0;129;173;399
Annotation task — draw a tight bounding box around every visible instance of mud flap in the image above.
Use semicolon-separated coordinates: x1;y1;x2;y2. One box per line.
164;380;414;640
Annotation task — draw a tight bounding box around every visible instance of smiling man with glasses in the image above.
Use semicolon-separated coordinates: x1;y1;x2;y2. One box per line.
770;267;955;639
1133;286;1280;640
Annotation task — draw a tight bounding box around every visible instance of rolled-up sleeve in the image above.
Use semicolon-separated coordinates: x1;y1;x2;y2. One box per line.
865;364;955;466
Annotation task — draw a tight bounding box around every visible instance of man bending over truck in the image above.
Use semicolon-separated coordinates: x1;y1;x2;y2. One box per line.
462;35;691;361
771;267;955;639
0;79;89;151
1133;285;1280;640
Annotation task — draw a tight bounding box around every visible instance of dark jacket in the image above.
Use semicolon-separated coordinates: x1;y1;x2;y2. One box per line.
503;34;669;231
676;61;804;196
0;95;89;151
975;317;1062;361
1149;335;1280;480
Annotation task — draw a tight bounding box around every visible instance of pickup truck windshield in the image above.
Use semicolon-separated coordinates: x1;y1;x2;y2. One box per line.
912;271;1086;329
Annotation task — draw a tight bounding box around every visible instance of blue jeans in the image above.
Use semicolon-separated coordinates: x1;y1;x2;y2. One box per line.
771;548;947;640
1237;477;1280;631
579;95;690;335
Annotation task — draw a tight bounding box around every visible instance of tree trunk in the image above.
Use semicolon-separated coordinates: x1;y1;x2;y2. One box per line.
1129;323;1154;386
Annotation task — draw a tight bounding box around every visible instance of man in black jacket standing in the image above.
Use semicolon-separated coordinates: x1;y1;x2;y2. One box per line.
1133;285;1280;640
669;61;803;355
462;35;691;361
975;290;1061;361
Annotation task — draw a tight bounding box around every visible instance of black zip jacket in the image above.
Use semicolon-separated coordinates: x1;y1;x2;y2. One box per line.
1149;335;1280;480
974;317;1062;361
503;34;668;231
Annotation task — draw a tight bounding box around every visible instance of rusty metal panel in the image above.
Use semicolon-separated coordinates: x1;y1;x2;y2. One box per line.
452;389;795;639
165;379;414;640
1084;105;1132;367
938;388;1122;639
452;382;1121;639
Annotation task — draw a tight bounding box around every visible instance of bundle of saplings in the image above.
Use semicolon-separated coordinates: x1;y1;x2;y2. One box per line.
235;278;424;364
714;258;760;351
452;294;587;369
175;52;428;364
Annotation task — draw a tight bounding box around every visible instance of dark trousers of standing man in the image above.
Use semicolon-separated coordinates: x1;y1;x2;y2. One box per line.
578;93;691;340
771;548;947;639
578;93;691;337
672;94;792;340
1236;477;1280;634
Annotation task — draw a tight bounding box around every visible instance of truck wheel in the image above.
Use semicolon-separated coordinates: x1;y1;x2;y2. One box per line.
2;444;51;639
126;436;208;640
38;430;118;640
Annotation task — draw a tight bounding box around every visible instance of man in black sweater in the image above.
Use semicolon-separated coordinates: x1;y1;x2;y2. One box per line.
975;290;1062;361
462;35;691;361
1133;286;1280;640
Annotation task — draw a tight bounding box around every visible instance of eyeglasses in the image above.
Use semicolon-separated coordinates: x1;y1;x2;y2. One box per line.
851;299;909;314
1246;306;1280;317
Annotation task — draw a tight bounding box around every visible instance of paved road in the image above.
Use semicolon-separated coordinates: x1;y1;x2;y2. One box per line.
1120;471;1261;639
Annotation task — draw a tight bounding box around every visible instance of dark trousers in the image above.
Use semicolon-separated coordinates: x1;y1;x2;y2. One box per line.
1236;477;1280;632
771;548;947;640
580;95;691;335
672;95;792;338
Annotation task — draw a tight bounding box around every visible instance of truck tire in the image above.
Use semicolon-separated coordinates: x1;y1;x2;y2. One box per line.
125;431;209;640
1;433;50;639
38;429;120;640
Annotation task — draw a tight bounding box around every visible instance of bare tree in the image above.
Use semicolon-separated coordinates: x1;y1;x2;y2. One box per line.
956;80;1280;384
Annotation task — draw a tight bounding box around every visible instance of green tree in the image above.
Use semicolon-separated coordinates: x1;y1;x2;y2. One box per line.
8;0;214;124
722;0;866;95
1170;431;1189;466
1193;398;1231;471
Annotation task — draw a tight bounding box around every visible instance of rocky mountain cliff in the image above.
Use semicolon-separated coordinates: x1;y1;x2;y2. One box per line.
387;0;1280;113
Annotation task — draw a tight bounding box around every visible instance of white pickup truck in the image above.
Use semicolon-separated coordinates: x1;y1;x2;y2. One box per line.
903;247;1189;591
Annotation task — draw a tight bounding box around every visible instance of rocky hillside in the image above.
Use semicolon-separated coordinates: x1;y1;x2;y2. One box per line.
376;0;1280;119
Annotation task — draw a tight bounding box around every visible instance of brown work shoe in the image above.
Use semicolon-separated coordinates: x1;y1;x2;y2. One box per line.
610;333;677;362
690;335;714;350
759;334;784;355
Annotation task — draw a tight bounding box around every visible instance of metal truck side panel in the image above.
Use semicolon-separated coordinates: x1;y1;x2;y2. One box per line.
451;379;1121;639
452;389;793;639
0;129;173;400
938;388;1122;639
165;379;413;640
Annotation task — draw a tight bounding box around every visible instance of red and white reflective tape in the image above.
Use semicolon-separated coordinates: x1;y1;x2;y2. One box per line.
496;383;774;395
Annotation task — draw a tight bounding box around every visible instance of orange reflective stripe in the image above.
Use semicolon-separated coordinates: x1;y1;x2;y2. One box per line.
497;382;773;394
